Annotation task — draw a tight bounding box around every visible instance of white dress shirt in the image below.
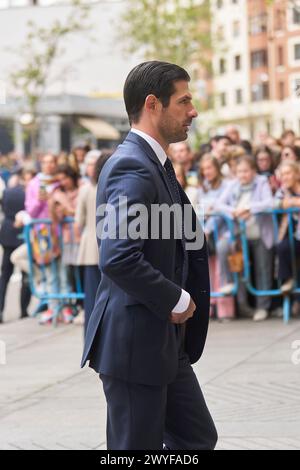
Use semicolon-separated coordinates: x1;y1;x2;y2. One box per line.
131;127;190;314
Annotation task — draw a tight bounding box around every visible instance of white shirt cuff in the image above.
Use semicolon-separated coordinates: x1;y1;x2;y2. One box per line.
172;289;190;314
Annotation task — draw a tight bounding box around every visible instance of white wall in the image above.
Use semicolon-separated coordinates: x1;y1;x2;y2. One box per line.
0;2;141;97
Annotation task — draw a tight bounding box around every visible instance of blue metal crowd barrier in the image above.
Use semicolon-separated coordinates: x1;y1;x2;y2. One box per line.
239;208;300;323
23;211;300;324
23;217;84;325
205;208;300;323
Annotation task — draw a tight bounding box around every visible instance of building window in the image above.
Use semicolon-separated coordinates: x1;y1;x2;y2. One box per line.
251;83;269;102
220;93;227;107
279;81;285;100
294;44;300;61
291;77;300;97
233;21;240;37
251;49;268;69
219;58;226;74
277;46;284;66
234;55;241;70
293;7;300;25
236;89;243;104
249;15;268;35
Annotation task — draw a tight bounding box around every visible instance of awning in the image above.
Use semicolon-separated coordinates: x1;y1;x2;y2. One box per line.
79;117;120;140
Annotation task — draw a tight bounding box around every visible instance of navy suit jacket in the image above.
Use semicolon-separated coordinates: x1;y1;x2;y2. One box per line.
81;132;210;386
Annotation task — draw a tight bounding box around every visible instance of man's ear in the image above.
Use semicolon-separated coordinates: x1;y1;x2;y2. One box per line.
144;94;158;112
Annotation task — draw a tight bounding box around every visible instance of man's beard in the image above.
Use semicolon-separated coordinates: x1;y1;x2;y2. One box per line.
159;118;188;145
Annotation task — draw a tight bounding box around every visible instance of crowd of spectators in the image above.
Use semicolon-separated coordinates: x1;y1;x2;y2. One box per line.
0;125;300;325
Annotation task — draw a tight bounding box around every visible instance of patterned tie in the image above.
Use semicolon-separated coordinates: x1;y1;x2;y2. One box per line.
164;158;189;286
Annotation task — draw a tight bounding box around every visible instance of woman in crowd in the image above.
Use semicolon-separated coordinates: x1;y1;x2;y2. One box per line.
226;146;246;180
198;154;235;320
0;171;32;323
25;153;59;219
254;145;280;195
280;145;300;163
46;164;80;324
215;155;274;321
274;161;300;300
173;161;198;208
280;129;296;147
75;150;113;332
69;142;90;177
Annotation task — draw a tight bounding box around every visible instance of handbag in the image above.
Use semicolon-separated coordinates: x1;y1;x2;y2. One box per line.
227;241;244;273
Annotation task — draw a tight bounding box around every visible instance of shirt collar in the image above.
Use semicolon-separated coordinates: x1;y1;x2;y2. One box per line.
131;128;168;167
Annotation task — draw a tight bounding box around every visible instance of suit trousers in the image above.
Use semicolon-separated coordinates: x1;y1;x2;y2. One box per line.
99;324;218;450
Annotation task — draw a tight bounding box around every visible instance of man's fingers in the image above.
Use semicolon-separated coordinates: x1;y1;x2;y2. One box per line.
170;297;196;324
170;312;193;324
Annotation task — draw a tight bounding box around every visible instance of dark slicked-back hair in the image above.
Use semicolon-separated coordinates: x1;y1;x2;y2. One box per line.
123;61;190;124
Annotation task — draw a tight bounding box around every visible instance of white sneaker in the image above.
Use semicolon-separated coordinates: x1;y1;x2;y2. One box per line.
280;279;294;294
219;283;235;295
253;309;268;322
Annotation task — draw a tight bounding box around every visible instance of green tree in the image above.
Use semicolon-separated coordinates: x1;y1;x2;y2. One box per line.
119;0;212;70
9;0;91;155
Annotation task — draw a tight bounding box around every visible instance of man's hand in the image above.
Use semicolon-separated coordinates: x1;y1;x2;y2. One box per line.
170;297;196;324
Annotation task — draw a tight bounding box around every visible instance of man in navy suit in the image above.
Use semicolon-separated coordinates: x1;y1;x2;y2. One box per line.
81;61;217;450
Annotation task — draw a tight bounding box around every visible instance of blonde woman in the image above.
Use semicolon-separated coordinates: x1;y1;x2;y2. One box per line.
198;154;234;320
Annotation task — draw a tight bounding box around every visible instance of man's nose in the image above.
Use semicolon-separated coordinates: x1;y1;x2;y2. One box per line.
189;106;198;119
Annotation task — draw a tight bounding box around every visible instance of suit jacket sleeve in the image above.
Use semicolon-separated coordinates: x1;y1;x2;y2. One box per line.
98;157;182;321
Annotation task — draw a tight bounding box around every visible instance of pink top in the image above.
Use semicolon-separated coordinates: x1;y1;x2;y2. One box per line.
25;174;59;219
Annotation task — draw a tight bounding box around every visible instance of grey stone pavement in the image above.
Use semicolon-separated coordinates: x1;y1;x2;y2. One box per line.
0;276;300;450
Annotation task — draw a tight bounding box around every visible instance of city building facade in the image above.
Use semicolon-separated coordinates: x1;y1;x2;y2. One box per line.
199;0;300;140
